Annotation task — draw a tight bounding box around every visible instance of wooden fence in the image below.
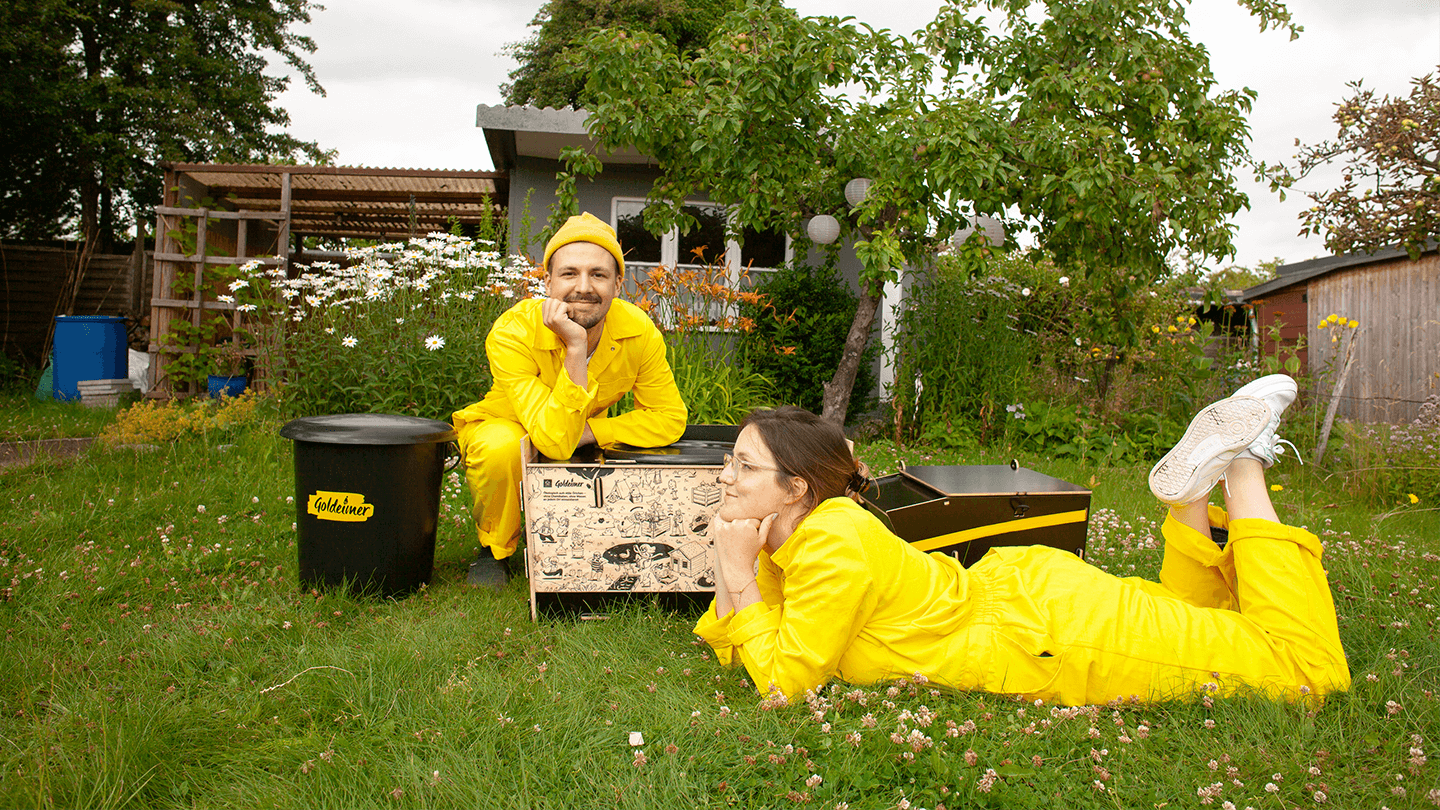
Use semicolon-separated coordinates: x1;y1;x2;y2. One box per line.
0;242;152;367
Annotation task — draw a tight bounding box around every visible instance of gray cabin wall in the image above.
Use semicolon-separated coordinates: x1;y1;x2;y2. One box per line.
506;156;665;261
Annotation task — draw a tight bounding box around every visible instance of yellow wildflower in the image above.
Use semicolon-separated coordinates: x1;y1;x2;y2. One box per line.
1270;484;1284;492
1167;325;1178;333
1347;319;1359;329
1152;325;1161;333
1409;493;1420;504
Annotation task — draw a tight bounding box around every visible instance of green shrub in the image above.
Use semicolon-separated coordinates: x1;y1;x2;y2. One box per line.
666;340;778;424
737;263;876;420
893;264;1039;446
892;250;1286;462
248;233;540;421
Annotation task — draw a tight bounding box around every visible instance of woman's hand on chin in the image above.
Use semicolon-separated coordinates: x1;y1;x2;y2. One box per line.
715;512;776;570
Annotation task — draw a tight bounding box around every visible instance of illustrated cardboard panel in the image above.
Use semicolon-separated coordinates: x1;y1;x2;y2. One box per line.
524;464;722;594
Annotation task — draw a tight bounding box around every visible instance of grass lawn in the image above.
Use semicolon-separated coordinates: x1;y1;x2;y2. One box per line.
1;396;1436;809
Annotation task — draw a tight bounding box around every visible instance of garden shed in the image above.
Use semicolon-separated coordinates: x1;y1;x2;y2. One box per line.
147;163;506;395
1241;245;1439;423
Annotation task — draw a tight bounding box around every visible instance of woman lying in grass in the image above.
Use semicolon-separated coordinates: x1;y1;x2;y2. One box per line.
694;376;1351;705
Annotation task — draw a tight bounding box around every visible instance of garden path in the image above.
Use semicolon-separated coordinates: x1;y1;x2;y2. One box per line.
0;437;94;468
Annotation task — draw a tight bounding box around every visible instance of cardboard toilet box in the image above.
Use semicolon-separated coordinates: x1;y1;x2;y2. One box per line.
521;425;738;619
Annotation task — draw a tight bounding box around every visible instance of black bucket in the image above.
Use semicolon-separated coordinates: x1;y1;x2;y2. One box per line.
280;414;457;596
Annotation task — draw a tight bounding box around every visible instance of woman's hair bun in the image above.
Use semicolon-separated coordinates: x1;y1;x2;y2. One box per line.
845;462;873;498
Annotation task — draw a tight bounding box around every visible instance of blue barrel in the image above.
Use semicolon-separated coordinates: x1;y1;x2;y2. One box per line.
52;316;127;402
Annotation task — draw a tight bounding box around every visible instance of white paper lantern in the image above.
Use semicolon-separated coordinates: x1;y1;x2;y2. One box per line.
807;214;841;245
952;214;1005;249
844;177;872;208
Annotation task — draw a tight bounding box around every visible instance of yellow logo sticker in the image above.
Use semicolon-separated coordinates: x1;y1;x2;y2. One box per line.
307;491;375;522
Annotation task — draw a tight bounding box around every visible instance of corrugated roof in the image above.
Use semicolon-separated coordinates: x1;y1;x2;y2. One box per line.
163;163;509;240
1242;242;1437;300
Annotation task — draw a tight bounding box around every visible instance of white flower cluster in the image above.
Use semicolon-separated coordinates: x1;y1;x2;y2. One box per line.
238;233;542;323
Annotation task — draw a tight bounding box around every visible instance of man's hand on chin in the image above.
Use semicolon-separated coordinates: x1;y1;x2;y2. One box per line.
541;297;588;349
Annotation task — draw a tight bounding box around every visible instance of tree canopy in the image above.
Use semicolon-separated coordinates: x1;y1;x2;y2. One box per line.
0;0;328;250
501;0;741;109
1261;70;1439;260
567;0;1299;422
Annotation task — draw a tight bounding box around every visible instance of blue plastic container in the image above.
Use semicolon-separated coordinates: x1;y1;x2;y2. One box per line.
208;374;248;399
52;316;127;402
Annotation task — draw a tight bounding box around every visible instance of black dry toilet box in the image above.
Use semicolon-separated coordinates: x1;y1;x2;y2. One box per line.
860;462;1091;566
281;414;456;596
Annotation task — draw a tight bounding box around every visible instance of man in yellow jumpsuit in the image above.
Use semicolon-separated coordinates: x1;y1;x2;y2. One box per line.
452;213;687;586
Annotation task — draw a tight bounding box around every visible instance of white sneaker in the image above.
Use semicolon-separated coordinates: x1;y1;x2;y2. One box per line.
1229;374;1299;467
1149;396;1272;505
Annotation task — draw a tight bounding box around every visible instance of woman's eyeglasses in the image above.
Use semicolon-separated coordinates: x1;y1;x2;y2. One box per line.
722;453;784;478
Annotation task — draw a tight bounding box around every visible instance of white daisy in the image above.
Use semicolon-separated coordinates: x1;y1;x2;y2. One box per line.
424;335;445;351
341;336;358;348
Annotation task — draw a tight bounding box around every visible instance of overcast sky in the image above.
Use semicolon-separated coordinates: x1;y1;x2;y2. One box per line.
273;0;1439;271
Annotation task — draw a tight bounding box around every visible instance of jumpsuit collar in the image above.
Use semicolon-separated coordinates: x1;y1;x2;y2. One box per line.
529;298;650;378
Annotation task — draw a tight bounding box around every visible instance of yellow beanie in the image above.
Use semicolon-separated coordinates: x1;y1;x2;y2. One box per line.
543;212;625;276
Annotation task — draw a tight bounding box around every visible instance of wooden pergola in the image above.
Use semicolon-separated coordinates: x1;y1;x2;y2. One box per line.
160;163;509;242
148;163;508;396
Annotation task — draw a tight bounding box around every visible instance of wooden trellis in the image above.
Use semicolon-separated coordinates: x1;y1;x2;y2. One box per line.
147;174;291;396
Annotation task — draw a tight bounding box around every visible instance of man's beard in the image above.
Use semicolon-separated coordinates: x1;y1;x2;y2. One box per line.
566;294;606;329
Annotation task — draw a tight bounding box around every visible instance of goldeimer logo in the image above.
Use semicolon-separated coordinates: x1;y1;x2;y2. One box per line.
307;491;375;522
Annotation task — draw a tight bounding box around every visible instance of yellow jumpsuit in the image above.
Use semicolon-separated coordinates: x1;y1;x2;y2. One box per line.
694;497;1350;705
452;298;686;558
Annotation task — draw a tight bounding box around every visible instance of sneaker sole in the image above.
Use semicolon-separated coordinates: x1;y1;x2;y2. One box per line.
1149;397;1272;504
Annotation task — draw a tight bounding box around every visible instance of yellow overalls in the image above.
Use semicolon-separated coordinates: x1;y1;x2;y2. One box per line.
694;497;1350;705
452;298;686;558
